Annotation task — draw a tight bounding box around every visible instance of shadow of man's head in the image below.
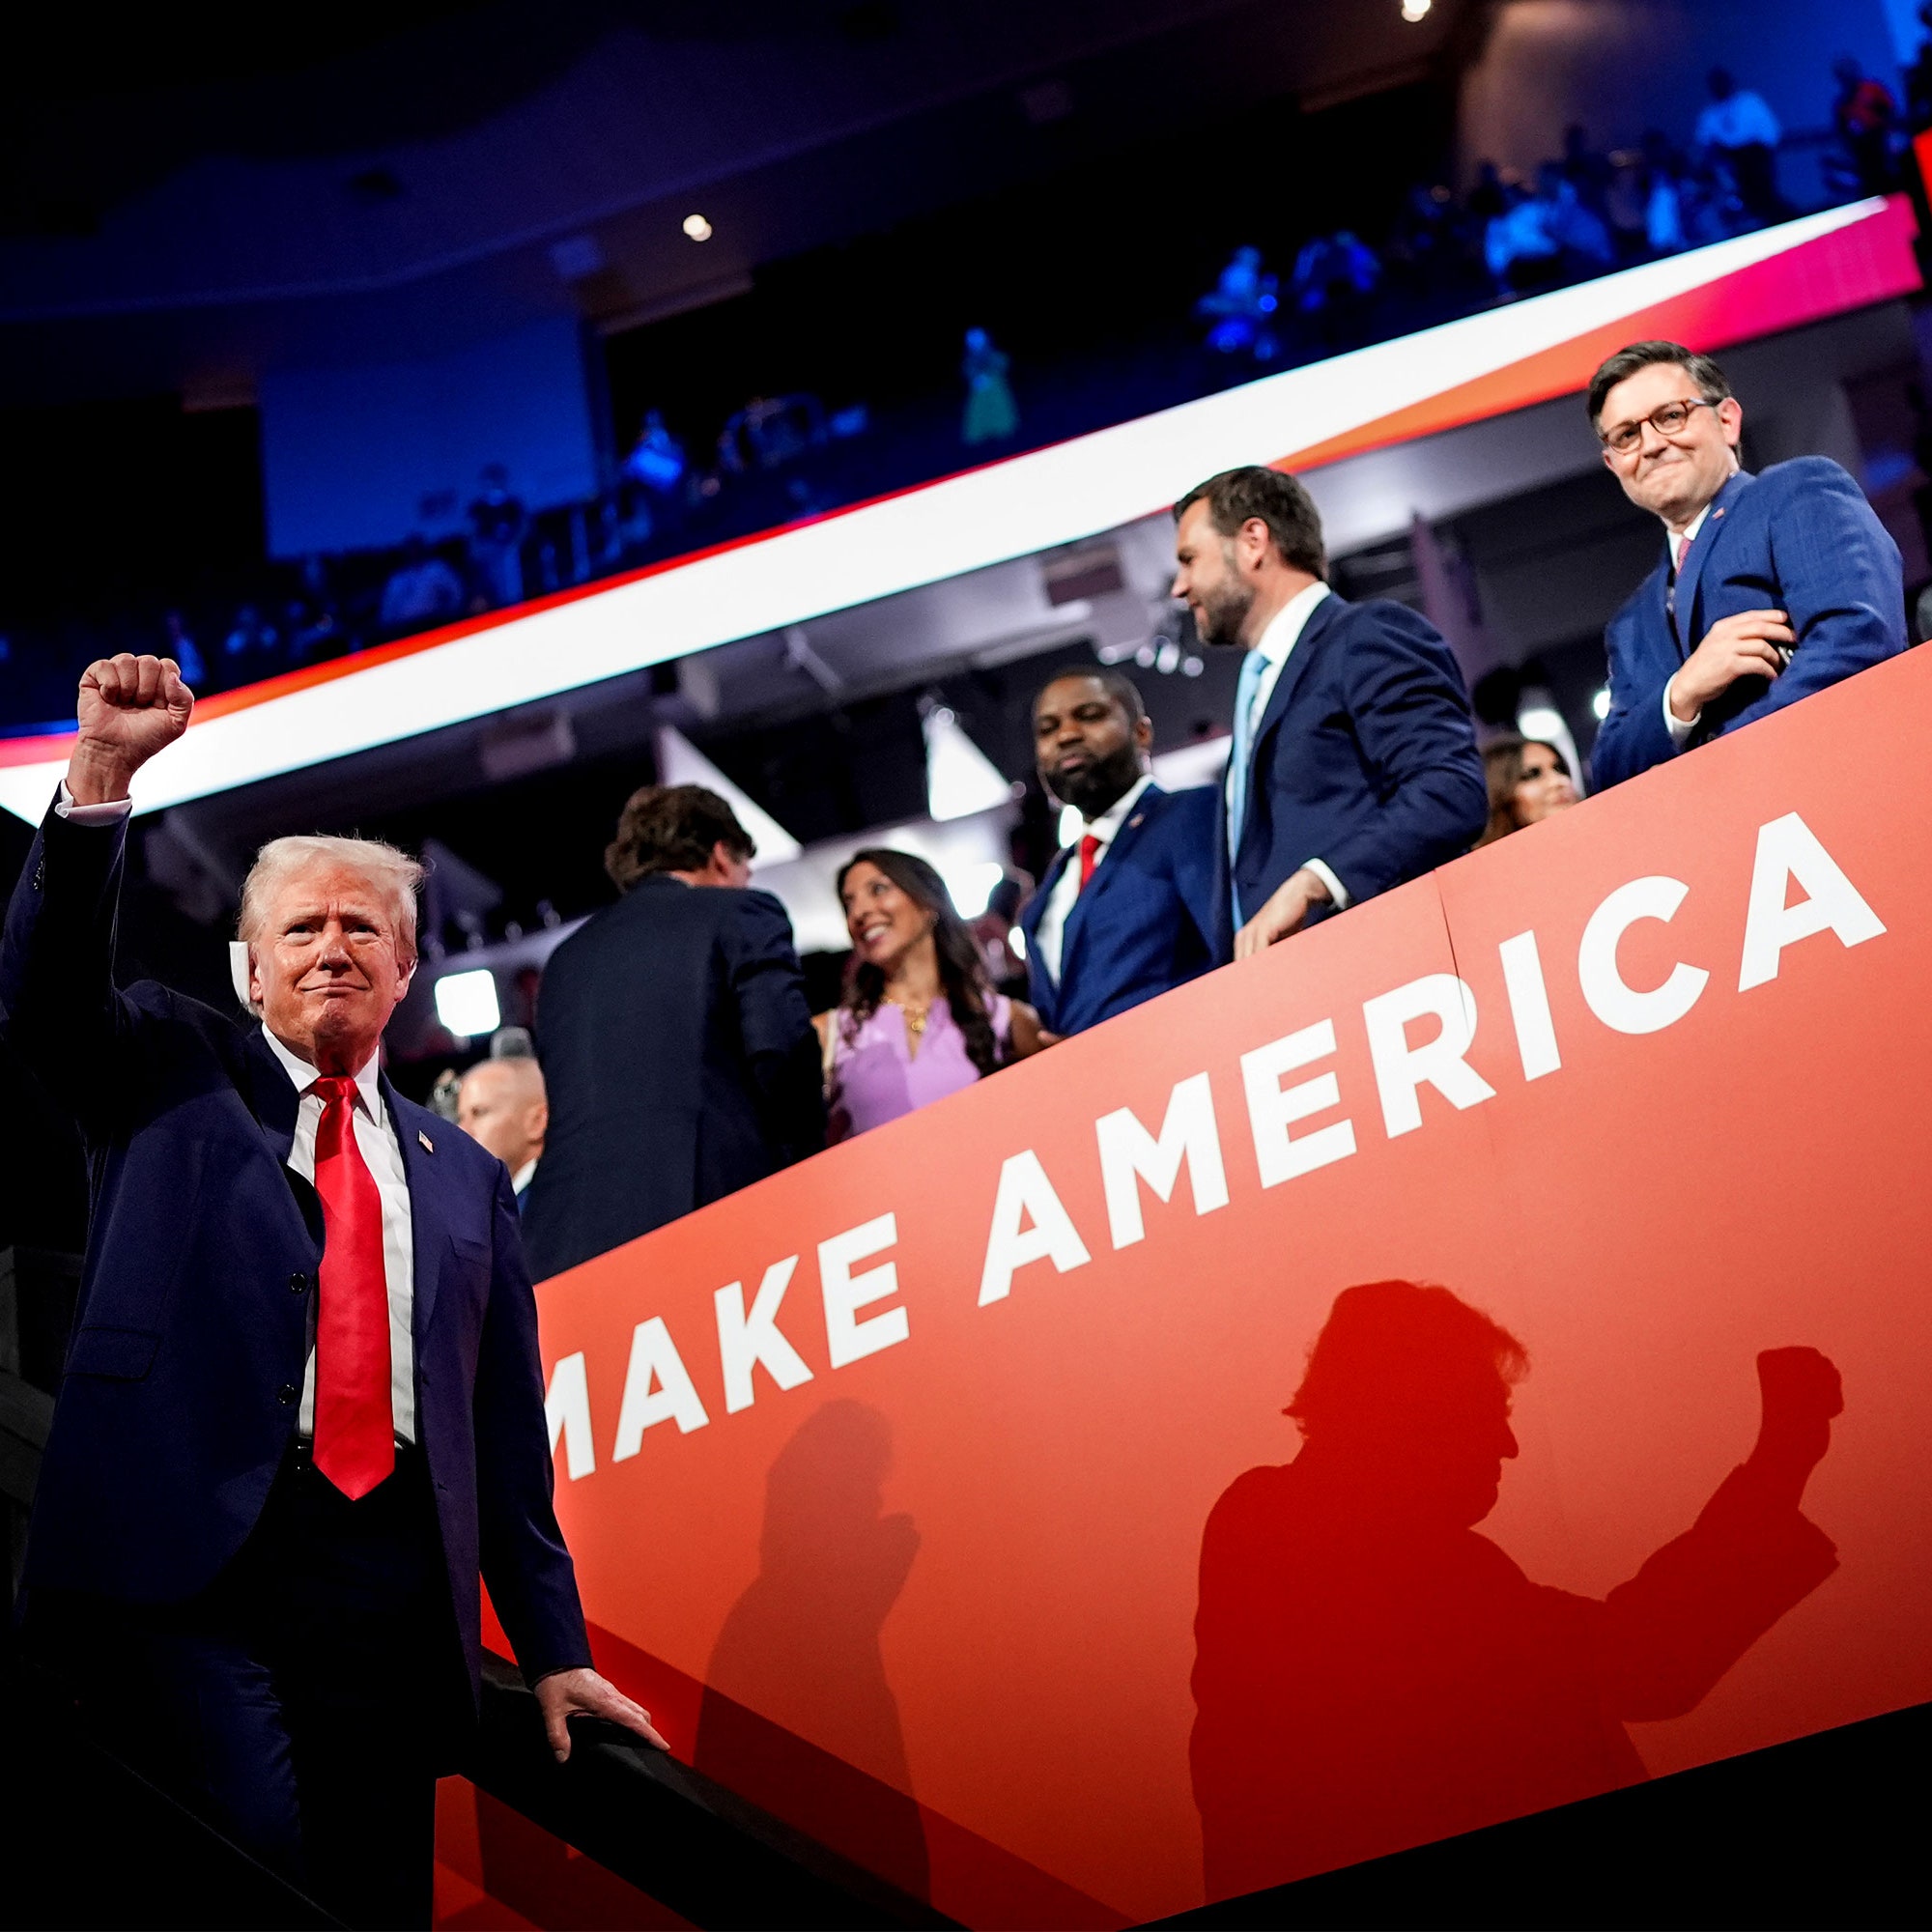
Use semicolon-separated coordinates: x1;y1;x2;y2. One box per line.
760;1399;908;1574
1291;1281;1528;1529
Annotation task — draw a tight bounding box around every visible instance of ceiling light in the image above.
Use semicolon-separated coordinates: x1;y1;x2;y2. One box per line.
924;706;1012;821
683;213;713;242
1592;687;1612;720
1401;0;1432;20
1517;704;1566;743
1059;803;1084;847
435;969;500;1040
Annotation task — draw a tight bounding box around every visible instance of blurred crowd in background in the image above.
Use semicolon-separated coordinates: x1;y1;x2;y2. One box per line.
1;46;1922;732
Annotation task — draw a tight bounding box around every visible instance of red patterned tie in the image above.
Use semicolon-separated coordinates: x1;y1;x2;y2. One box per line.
311;1076;394;1499
1674;532;1691;576
1077;834;1102;891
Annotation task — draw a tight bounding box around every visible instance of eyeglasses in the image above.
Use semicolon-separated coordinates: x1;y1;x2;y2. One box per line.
1599;396;1718;456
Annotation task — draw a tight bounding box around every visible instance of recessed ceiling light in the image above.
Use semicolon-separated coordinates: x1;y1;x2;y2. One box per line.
683;213;713;242
1401;0;1432;18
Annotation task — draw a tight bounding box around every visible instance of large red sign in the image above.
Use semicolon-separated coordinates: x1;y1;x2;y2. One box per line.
516;649;1932;1925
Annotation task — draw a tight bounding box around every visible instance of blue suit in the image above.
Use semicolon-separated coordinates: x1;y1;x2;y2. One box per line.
1592;459;1906;788
1218;592;1486;956
1019;781;1219;1035
0;805;588;1695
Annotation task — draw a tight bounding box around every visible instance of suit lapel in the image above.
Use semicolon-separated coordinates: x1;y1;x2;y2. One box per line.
242;1027;301;1164
1022;846;1073;952
388;1079;447;1346
1059;783;1165;978
1674;469;1752;650
240;1028;325;1247
1240;593;1343;861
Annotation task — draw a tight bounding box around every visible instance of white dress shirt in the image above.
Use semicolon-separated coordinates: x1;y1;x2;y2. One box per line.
1224;580;1350;910
258;1028;419;1445
51;783;418;1440
1660;491;1728;752
1033;772;1155;984
52;784;134;827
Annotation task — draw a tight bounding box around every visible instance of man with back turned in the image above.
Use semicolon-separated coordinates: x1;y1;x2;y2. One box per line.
1171;467;1487;959
1;654;662;1927
523;781;823;1280
1587;340;1905;787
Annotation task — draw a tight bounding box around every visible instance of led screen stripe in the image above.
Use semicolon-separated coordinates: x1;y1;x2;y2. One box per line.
0;195;1914;824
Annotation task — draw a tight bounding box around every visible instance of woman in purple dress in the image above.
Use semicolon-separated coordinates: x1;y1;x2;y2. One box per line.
814;848;1044;1143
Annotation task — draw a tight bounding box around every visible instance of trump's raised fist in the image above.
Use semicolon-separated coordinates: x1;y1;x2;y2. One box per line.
69;654;194;806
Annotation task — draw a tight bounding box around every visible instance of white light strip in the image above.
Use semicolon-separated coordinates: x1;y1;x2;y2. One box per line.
0;200;1891;825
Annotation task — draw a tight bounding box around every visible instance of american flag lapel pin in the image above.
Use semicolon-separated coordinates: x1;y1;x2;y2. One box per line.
418;1129;435;1153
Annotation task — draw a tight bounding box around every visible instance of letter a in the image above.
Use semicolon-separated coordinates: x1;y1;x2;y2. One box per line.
979;1151;1091;1306
1738;812;1885;991
611;1317;710;1462
1095;1071;1229;1249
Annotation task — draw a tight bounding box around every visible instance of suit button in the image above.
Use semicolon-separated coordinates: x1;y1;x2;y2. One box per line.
288;1271;311;1295
277;1383;298;1405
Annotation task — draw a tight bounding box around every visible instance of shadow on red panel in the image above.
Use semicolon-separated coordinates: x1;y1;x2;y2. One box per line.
695;1400;929;1899
1190;1280;1844;1902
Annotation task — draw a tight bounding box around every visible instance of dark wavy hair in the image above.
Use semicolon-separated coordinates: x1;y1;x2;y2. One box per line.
835;847;1002;1078
605;783;754;892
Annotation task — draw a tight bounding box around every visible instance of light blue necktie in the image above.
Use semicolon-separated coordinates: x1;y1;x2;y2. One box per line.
1226;647;1269;926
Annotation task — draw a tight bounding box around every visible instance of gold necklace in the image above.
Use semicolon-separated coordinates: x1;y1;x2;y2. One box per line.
890;997;931;1039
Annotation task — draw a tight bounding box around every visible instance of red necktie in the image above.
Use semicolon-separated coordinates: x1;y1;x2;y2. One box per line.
1674;532;1691;575
1077;834;1101;891
311;1076;394;1499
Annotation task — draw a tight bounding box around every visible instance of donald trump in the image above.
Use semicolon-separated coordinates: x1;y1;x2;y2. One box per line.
1;655;661;1926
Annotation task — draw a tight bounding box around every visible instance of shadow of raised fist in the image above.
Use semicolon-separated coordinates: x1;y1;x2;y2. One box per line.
1752;1346;1843;1486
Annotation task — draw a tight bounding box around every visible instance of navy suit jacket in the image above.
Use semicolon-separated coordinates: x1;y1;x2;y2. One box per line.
1217;592;1487;957
0;806;590;1700
524;873;823;1281
1592;458;1905;788
1019;781;1218;1035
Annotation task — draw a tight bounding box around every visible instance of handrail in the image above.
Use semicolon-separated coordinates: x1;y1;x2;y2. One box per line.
471;1654;958;1929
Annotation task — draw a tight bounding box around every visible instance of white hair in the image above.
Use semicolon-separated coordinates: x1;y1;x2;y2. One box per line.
238;834;426;966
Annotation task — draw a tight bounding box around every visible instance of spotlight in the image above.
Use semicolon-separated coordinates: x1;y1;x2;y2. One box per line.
1400;0;1432;19
940;861;1006;919
1517;704;1566;744
682;213;713;242
1181;654;1205;677
435;968;500;1040
1155;641;1180;674
1592;687;1612;720
923;706;1011;821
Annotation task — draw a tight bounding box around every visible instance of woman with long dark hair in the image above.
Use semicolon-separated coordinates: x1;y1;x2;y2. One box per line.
815;847;1043;1142
1472;735;1578;849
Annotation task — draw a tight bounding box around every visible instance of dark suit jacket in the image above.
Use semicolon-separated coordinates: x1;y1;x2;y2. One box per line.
1218;592;1487;957
523;874;823;1280
1592;459;1906;788
1019;781;1218;1036
0;805;589;1699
